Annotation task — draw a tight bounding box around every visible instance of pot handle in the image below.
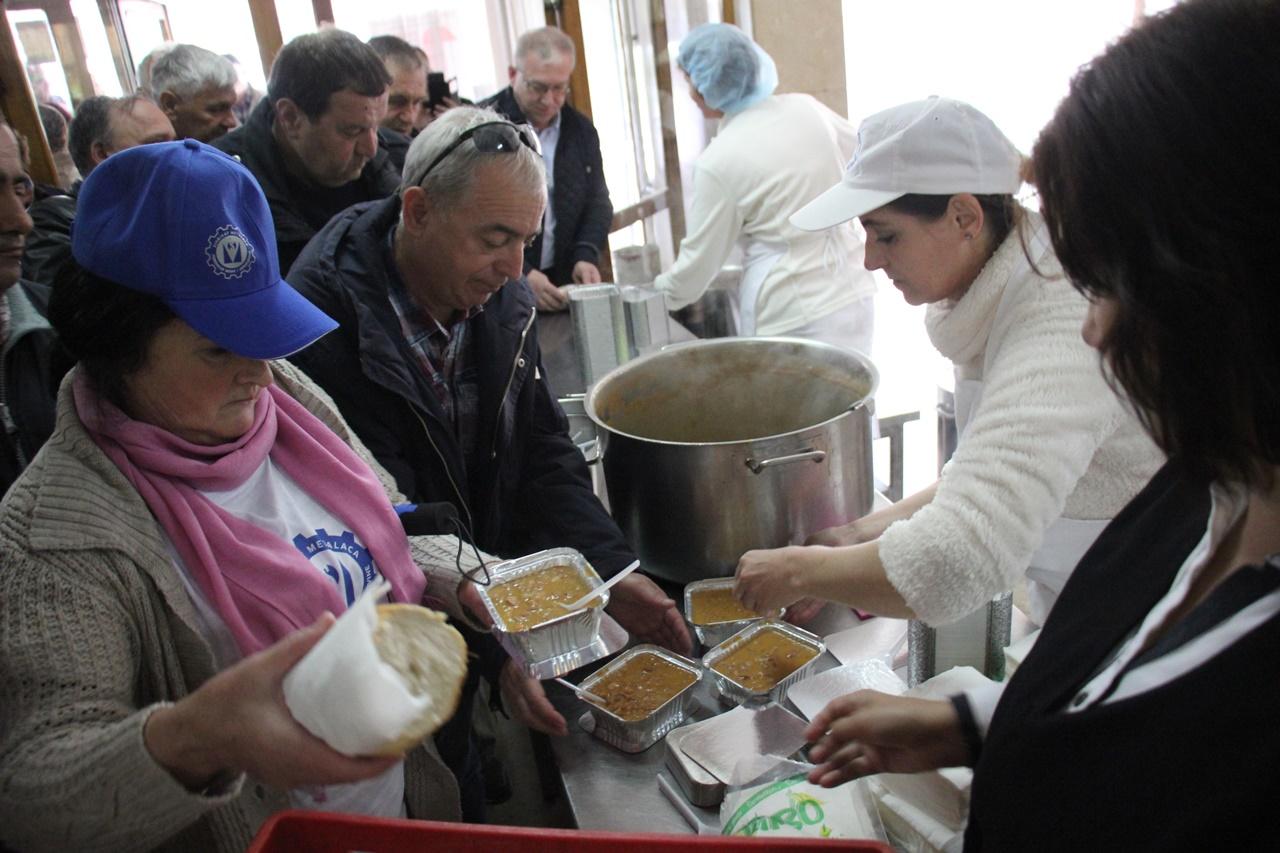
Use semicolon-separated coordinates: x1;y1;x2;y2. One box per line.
745;449;826;474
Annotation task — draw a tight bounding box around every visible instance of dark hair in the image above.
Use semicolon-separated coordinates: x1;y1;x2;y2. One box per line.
367;34;424;71
47;259;175;411
68;95;113;175
38;103;67;152
1031;0;1280;488
268;29;391;120
882;193;1018;248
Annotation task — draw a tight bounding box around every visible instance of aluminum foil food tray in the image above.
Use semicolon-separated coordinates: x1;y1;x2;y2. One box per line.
701;619;825;707
477;547;608;667
664;718;727;807
682;577;783;650
579;644;701;753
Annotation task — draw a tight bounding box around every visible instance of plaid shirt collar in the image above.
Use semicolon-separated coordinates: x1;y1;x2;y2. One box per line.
383;231;484;429
384;230;483;346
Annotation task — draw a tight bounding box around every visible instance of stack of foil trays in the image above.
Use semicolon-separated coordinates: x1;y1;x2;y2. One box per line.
568;283;669;389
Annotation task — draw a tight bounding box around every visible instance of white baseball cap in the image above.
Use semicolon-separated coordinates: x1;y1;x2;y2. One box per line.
790;96;1024;231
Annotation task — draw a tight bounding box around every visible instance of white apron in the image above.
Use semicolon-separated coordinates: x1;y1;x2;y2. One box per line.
952;278;1108;627
737;237;787;336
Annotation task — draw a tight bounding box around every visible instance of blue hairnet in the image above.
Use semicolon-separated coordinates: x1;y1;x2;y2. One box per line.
677;23;778;115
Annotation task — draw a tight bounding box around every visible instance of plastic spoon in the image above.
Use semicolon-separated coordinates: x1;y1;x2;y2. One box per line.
558;559;642;612
554;677;605;705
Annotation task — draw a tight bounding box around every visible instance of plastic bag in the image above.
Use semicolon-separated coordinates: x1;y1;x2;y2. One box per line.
719;758;887;841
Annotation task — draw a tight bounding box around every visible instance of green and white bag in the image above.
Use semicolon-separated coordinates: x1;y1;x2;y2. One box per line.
719;759;886;842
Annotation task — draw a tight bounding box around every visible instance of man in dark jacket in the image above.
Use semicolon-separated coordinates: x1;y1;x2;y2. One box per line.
288;106;689;655
289;104;687;817
366;35;424;174
1;123;70;495
214;29;400;274
483;26;612;314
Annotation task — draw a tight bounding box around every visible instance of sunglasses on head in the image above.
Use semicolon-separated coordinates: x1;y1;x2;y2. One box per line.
407;121;541;188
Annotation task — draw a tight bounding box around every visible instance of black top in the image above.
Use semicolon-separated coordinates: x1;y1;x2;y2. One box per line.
965;461;1280;851
377;127;412;175
21;182;79;289
482;87;613;284
213;99;400;274
285;195;635;577
1;283;72;495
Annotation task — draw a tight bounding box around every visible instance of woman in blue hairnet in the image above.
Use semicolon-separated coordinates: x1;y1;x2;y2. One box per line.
652;23;877;353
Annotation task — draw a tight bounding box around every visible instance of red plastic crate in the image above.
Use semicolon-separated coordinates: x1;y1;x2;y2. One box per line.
249;811;893;852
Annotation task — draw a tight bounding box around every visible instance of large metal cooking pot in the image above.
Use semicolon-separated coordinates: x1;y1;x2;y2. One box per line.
586;337;877;584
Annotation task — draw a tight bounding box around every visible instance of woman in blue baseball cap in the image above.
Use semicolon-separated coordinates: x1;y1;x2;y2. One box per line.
0;140;490;849
651;23;878;353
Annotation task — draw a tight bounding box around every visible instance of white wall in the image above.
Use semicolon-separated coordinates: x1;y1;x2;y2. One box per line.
842;0;1139;153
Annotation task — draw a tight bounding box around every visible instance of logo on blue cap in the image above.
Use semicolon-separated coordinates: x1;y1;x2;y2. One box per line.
206;224;256;280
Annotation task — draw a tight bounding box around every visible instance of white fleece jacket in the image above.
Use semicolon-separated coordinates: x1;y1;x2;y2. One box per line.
878;212;1163;625
653;94;877;335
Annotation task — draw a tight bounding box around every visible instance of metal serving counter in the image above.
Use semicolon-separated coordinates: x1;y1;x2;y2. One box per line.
544;488;900;834
546;604;900;833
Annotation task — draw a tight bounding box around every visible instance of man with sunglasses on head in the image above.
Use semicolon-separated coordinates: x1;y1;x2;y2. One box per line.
483;26;611;313
287;106;690;817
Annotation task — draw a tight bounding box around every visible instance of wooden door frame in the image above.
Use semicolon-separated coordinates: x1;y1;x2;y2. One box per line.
0;6;58;184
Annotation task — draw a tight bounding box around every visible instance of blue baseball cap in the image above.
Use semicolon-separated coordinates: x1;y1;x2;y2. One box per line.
71;139;337;359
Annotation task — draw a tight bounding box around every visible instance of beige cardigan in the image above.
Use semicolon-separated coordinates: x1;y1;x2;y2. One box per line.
0;362;489;852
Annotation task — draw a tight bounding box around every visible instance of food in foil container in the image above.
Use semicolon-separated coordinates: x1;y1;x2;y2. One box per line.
684;578;784;649
489;563;600;631
580;645;702;753
689;585;761;625
585;649;698;721
710;625;820;692
477;548;610;673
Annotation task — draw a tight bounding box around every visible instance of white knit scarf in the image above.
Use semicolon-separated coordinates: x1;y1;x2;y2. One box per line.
925;209;1044;367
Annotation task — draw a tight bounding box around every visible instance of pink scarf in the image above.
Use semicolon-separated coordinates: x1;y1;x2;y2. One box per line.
73;372;427;656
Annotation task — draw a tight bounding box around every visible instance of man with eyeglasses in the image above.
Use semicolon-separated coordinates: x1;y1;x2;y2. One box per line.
483;26;612;312
287;106;690;819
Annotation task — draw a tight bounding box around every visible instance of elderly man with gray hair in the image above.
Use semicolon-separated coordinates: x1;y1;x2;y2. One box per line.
483;26;611;312
145;43;239;142
287;105;689;819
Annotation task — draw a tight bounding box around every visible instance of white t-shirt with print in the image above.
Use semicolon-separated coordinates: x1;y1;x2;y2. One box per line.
164;455;406;818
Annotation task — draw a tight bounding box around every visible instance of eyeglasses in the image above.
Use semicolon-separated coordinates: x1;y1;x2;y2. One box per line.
407;120;541;188
523;79;570;99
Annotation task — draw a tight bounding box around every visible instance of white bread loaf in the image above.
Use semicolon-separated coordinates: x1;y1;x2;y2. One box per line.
369;604;469;757
283;589;470;758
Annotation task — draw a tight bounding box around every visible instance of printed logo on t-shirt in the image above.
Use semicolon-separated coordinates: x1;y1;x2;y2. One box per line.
292;528;378;606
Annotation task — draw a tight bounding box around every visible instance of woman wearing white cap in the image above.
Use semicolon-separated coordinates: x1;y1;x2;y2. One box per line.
651;23;877;353
735;96;1162;628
